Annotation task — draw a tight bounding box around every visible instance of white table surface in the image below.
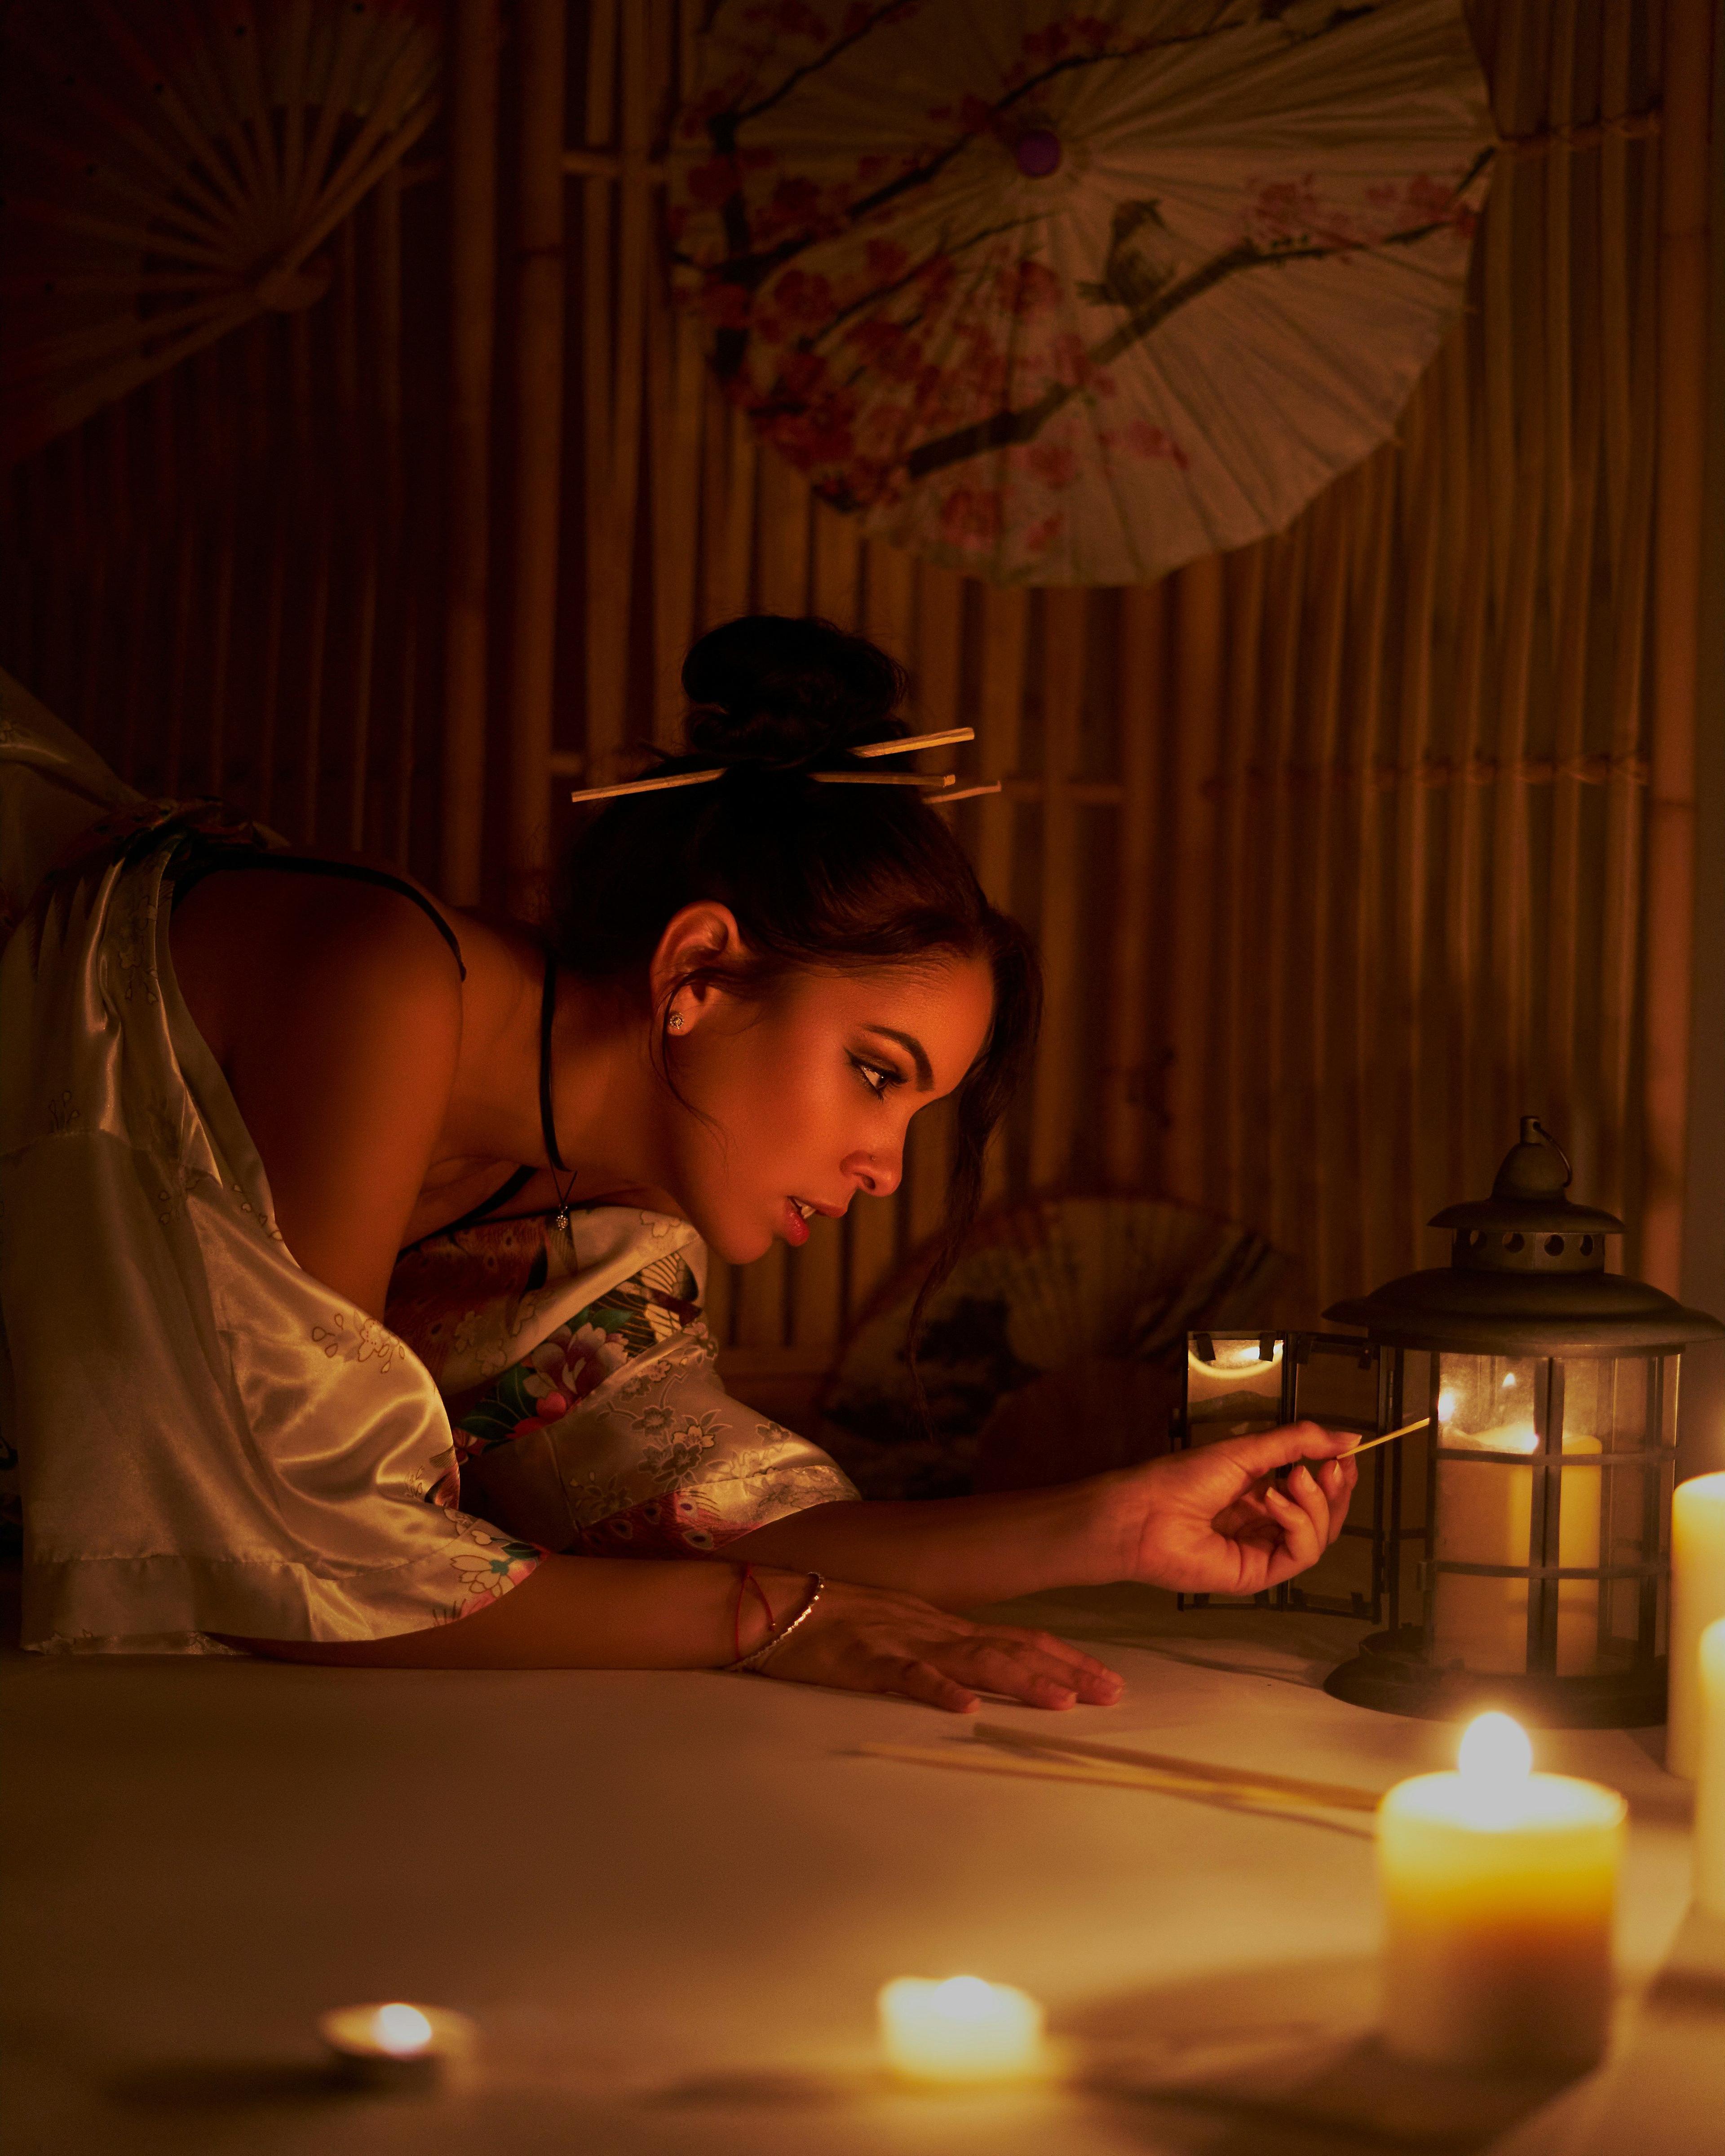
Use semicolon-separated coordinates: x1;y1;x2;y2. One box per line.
2;1585;1711;2156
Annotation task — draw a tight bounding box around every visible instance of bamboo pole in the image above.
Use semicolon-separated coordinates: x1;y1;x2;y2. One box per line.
1544;23;1602;1194
1394;351;1446;1279
336;214;378;855
1446;339;1493;1207
1349;452;1397;1296
647;1;705;752
581;0;629;788
505;0;569;915
1641;0;1713;1292
1487;10;1546;1157
1260;517;1308;1265
203;338;237;800
1598;54;1660;1223
443;0;500;904
1300;480;1350;1307
1106;581;1165;1193
1216;548;1263;1232
373;163;412;870
1029;587;1084;1194
1162;552;1224;1215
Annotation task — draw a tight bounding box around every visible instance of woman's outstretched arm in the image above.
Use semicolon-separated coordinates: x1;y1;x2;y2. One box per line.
224;1555;1126;1714
718;1422;1361;1611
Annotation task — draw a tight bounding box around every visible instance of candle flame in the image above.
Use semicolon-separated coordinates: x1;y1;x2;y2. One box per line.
370;2003;433;2055
1458;1711;1532;1788
1502;1372;1517;1389
1437;1389;1458;1423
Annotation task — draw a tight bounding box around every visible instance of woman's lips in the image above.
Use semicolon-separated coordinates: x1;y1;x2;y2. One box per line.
782;1196;811;1246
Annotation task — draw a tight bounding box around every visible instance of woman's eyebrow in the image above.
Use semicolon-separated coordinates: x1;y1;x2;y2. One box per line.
861;1026;933;1091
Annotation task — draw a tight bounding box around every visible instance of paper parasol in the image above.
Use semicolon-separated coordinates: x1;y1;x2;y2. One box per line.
0;0;440;466
668;0;1493;586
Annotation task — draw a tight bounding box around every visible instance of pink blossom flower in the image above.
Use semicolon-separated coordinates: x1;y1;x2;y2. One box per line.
995;257;1062;320
1022;510;1066;555
769;268;834;327
1247;175;1361;252
1025;438;1079;489
1047;331;1093;388
1122;417;1190;469
938;486;1005;550
865;236;910;283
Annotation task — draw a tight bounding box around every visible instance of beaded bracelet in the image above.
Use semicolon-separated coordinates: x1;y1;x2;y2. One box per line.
726;1571;824;1674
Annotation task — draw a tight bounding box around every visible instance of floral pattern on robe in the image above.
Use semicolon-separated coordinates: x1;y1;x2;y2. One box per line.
387;1213;857;1557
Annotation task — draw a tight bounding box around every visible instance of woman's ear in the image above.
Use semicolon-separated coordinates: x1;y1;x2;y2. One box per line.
649;901;748;1026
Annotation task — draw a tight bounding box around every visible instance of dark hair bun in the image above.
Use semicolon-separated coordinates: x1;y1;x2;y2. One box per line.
681;614;908;766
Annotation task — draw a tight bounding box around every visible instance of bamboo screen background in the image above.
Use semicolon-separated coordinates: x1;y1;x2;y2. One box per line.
1;0;1714;1434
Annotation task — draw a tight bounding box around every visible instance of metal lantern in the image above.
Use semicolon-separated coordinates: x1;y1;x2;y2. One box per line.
1316;1118;1724;1727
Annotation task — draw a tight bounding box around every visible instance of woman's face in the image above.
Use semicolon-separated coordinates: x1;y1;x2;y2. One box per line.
663;952;996;1266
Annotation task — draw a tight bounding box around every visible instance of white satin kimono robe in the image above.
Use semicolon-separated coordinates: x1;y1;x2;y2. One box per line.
0;671;853;1653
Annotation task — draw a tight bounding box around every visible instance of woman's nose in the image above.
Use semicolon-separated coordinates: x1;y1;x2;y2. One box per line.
849;1149;902;1200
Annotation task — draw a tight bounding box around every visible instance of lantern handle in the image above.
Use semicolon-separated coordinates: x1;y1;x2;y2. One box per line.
1520;1114;1573;1187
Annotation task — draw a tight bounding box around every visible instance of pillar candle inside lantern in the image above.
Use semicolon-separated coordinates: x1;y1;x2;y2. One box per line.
1433;1364;1602;1675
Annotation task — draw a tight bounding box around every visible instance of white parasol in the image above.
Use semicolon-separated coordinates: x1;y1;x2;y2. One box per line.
668;0;1493;585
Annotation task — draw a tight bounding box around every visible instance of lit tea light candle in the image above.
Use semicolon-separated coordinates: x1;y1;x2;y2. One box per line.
1697;1617;1725;1918
316;2001;475;2091
1377;1712;1625;2071
878;1975;1046;2084
1669;1471;1725;1779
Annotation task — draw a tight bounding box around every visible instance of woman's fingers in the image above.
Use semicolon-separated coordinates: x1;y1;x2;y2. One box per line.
1264;1471;1323;1573
880;1654;979;1715
1322;1456;1358;1546
990;1627;1123;1699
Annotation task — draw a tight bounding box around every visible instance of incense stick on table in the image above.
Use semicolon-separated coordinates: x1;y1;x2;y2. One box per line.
970;1724;1380;1812
853;1732;1378;1836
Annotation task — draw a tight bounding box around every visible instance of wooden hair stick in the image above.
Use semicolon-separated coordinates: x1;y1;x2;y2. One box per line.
853;726;975;757
812;770;955;788
568;766;724;804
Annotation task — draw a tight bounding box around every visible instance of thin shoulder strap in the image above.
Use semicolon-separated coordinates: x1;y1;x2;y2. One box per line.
398;1163;538;1254
171;848;465;979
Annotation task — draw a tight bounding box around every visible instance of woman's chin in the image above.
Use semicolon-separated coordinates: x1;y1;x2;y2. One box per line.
686;1207;776;1268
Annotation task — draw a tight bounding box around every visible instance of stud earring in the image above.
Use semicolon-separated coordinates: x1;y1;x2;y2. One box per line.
667;1009;684;1032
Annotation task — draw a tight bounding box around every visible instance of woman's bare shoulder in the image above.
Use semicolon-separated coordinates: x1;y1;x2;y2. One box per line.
171;860;467;1314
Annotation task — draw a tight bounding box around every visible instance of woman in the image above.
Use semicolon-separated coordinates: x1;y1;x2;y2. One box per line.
0;617;1355;1708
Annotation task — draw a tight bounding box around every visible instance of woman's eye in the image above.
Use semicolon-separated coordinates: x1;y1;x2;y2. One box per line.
851;1056;899;1100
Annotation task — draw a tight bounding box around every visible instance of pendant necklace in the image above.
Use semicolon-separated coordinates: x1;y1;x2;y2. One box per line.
539;950;578;1232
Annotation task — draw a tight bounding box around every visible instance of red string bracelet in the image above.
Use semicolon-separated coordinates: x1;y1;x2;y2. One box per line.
730;1563;776;1663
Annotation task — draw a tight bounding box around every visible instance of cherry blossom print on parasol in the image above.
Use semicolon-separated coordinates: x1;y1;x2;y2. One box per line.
668;0;1493;587
0;0;441;466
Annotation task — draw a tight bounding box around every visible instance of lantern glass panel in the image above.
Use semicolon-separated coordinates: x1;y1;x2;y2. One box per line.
1433;1355;1563;1673
1431;1352;1678;1680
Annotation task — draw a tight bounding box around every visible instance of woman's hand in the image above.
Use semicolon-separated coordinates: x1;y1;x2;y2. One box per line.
757;1577;1124;1715
1106;1422;1359;1597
